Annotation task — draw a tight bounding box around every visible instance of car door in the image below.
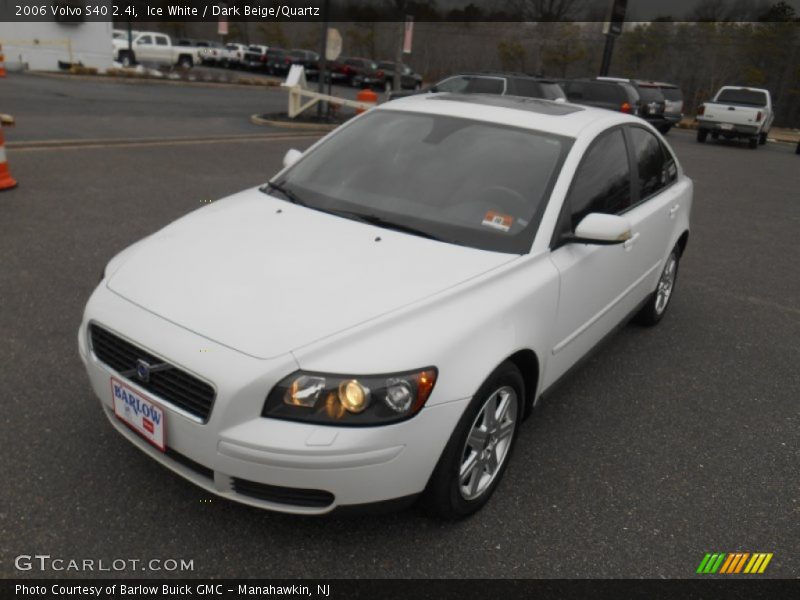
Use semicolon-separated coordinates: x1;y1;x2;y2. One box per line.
545;127;647;387
153;35;173;64
622;125;686;297
134;34;156;62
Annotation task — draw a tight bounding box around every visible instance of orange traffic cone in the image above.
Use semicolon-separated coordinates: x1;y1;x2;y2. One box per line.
0;120;18;191
0;44;6;78
356;88;378;114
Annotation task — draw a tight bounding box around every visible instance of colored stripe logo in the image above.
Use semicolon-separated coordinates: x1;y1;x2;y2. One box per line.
696;552;773;574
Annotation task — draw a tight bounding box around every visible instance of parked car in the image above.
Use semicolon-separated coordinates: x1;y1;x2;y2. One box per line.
198;41;228;67
243;44;270;71
266;47;291;76
373;61;423;92
696;86;774;149
655;82;685;133
116;32;202;68
80;93;691;518
337;57;380;87
287;49;320;79
225;43;248;68
562;78;641;115
597;77;668;131
111;29;140;57
390;72;566;101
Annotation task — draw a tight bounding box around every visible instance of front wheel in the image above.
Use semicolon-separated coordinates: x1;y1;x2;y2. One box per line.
635;247;680;326
424;362;523;519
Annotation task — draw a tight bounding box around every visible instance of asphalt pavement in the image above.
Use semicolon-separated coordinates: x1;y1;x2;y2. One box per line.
0;73;798;579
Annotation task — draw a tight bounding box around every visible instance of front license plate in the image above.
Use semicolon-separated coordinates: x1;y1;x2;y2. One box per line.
111;377;166;452
720;123;734;130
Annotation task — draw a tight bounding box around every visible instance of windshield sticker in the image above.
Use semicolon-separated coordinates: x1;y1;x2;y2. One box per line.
482;211;514;232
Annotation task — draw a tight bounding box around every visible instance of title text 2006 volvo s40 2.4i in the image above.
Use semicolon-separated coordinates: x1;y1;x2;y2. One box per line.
79;94;691;519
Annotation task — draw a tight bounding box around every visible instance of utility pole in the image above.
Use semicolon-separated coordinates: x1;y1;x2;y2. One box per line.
317;0;330;118
599;0;627;76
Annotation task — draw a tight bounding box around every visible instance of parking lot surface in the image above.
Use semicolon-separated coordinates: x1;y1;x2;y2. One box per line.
1;74;798;579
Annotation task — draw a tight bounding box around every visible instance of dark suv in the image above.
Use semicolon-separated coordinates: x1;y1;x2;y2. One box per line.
390;72;566;101
596;77;670;132
562;78;641;115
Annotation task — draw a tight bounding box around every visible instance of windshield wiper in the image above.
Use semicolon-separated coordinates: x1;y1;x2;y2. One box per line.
335;211;444;242
264;180;307;206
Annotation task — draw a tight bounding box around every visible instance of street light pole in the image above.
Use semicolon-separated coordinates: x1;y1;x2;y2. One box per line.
317;0;330;119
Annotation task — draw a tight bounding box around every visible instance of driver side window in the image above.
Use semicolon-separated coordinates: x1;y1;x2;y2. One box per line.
566;129;631;230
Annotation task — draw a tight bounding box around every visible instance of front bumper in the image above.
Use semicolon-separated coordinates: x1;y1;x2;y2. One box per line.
78;286;468;515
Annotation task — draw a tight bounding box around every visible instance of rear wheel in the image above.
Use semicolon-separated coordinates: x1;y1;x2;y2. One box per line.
796;142;800;155
759;131;768;145
177;55;193;69
424;362;523;519
384;79;393;93
748;136;758;149
697;128;708;143
635;246;680;326
711;132;719;140
119;51;135;67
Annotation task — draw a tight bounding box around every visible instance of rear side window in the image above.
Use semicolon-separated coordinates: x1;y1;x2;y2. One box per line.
628;127;671;200
660;87;683;101
436;76;470;93
465;77;505;94
567;129;631;228
512;79;545;98
137;35;153;44
156;36;169;46
583;83;623;103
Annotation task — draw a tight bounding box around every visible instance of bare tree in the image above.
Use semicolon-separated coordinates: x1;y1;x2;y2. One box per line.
506;0;586;21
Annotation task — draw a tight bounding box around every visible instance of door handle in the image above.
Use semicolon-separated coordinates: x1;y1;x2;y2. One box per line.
623;232;640;250
668;204;680;218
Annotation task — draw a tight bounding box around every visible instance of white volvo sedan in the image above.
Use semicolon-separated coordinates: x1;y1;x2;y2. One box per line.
79;94;691;518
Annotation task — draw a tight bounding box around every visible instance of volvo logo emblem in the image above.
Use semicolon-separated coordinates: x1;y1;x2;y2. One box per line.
136;359;151;382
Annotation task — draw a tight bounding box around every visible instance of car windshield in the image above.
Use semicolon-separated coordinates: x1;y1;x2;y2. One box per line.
716;88;768;107
267;110;571;254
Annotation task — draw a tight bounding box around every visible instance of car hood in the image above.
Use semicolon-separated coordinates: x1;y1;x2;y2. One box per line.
107;189;516;359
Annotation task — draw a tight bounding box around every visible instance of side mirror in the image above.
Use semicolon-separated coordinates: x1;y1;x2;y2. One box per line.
570;213;632;245
282;149;303;169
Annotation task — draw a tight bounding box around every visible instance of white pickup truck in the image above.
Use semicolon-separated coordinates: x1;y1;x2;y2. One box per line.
114;32;202;69
696;86;774;149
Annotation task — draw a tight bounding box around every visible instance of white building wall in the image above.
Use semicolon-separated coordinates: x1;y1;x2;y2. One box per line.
0;18;113;72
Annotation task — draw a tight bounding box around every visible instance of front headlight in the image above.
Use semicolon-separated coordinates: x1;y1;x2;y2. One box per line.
263;368;437;425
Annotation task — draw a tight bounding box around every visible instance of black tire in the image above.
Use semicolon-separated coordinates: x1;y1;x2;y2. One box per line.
119;51;135;68
711;132;719;140
384;79;393;93
423;361;524;519
697;129;708;143
748;136;758;149
796;142;800;155
759;131;768;145
635;246;680;326
659;124;672;135
177;55;193;69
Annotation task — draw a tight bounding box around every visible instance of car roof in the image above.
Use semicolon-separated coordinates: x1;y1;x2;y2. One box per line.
447;71;561;83
381;93;638;138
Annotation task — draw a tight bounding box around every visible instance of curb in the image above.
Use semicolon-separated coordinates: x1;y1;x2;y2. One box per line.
250;114;339;132
26;70;282;91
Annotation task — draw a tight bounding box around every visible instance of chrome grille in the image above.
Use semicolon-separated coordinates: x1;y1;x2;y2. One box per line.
89;324;215;422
